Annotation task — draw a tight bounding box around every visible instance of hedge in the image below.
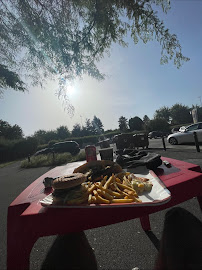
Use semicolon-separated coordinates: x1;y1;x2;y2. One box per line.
0;137;38;163
0;130;150;163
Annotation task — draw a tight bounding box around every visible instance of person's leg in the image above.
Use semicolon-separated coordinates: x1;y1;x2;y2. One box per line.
154;207;202;270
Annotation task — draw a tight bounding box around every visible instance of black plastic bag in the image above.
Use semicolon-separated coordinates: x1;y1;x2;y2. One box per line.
116;149;162;170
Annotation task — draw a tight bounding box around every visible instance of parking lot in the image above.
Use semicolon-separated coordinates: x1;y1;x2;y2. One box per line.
1;140;202;270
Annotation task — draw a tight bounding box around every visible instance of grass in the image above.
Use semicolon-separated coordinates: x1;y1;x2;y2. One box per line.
0;160;17;168
20;151;86;168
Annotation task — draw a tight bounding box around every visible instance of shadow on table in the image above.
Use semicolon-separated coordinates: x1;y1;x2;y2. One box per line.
41;232;98;270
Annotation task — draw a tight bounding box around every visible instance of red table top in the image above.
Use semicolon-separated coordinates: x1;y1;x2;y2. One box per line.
7;156;202;236
10;157;202;212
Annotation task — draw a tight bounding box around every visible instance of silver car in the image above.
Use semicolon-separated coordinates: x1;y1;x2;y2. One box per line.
167;122;202;145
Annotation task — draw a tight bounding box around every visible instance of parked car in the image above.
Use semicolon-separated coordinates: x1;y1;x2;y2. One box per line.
33;141;80;156
51;141;80;155
98;138;110;149
112;134;121;143
179;126;188;132
171;127;179;133
33;147;52;156
148;131;168;139
114;133;149;149
167;122;202;145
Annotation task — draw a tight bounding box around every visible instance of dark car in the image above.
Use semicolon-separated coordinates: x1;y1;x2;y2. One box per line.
51;141;80;155
114;133;149;149
33;141;80;156
148;131;168;139
33;148;52;156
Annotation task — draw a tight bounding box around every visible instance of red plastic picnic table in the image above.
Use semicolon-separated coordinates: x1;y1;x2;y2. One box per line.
7;157;202;270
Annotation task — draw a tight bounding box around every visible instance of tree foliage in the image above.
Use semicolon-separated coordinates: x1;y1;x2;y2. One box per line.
170;103;192;125
71;116;104;137
72;124;82;137
92;115;104;134
118;116;128;132
143;115;150;130
129;116;143;131
148;118;170;132
0;120;24;140
0;64;26;97
0;0;189;100
33;129;57;144
56;126;70;139
143;115;150;124
85;118;94;136
154;106;170;122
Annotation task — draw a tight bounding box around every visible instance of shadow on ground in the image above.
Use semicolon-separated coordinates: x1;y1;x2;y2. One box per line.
41;232;98;270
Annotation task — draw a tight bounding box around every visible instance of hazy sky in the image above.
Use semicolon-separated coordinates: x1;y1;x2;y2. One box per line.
1;0;202;136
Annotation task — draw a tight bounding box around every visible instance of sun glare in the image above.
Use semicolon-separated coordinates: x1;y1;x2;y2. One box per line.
66;85;76;97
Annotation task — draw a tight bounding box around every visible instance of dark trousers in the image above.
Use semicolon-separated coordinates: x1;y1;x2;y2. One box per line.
154;207;202;270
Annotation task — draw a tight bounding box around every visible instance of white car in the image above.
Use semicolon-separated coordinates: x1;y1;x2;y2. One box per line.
167;122;202;145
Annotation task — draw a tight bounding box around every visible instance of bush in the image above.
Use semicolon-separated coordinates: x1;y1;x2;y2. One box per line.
36;143;49;151
21;151;86;168
37;135;100;150
0;137;38;163
48;140;58;148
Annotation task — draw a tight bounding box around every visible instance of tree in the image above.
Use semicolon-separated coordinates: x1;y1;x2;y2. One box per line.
170;103;192;125
84;118;93;135
1;0;189;99
9;124;24;140
41;130;57;144
92;116;104;135
0;120;23;140
143;115;150;130
118;116;128;132
0;64;26;97
129;116;143;131
33;129;57;144
56;126;70;140
154;106;170;122
33;129;47;144
148;118;170;132
71;124;82;137
143;115;150;124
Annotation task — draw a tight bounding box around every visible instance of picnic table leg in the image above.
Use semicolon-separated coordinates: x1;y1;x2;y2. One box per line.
7;231;37;270
7;205;38;270
197;195;202;212
140;215;151;231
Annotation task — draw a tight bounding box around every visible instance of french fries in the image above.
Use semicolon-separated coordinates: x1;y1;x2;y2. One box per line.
86;172;152;205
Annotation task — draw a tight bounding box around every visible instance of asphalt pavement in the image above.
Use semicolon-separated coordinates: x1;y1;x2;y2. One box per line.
1;139;202;270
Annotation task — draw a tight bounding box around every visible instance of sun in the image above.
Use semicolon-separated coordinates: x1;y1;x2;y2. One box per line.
66;85;76;97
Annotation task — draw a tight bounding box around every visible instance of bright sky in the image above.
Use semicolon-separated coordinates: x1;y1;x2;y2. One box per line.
1;0;202;137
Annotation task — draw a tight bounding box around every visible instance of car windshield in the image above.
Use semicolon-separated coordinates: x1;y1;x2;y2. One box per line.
186;124;198;132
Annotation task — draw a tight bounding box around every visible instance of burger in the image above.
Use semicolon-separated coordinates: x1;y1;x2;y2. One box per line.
52;173;88;205
73;160;123;182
